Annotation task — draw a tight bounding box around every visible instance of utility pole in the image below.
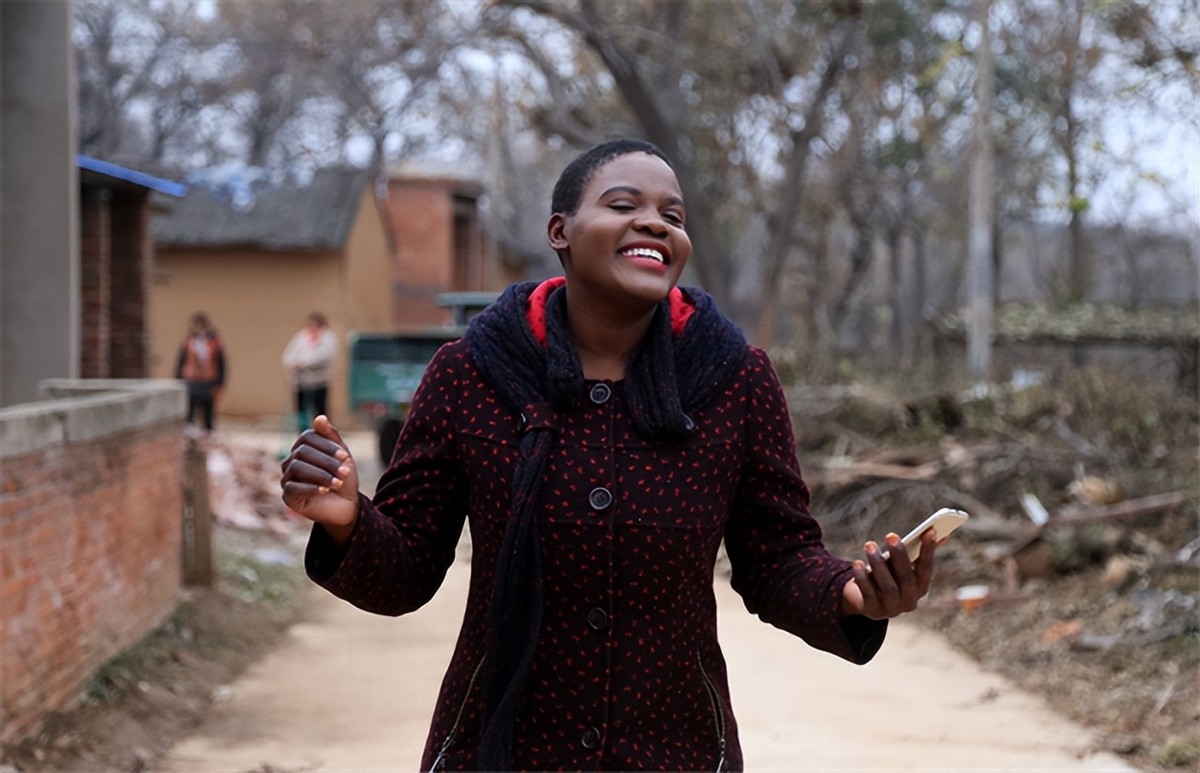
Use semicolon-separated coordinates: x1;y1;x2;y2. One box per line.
967;0;994;380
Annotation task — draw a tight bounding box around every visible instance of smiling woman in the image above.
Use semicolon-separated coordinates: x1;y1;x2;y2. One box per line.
279;138;944;772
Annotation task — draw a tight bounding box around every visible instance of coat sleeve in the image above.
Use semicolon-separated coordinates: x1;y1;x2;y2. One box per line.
305;343;469;616
314;329;338;368
281;332;301;369
723;348;886;664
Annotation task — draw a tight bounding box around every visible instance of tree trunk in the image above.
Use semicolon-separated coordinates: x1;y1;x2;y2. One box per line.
913;227;929;362
1063;0;1088;306
887;222;905;365
967;0;994;380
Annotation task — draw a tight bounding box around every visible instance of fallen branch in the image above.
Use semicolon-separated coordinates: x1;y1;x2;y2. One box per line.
1049;490;1196;528
1071;619;1197;652
814;459;940;487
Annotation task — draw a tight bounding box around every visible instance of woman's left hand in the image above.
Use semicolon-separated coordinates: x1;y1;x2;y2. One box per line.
842;529;937;620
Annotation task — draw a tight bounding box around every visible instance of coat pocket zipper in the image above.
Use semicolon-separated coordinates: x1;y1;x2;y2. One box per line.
697;651;727;773
428;656;486;772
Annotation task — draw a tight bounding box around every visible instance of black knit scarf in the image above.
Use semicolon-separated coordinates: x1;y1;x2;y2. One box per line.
464;280;748;769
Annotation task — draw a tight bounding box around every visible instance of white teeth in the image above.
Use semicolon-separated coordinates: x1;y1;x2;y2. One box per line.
622;247;664;263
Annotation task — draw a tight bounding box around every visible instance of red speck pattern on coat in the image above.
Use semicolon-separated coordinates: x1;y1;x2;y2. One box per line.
306;341;886;771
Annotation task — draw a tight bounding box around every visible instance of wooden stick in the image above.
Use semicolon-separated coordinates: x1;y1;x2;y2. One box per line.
1049;490;1195;527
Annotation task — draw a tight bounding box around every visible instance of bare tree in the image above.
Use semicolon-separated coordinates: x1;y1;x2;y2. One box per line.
490;0;867;341
809;0;974;364
304;1;475;176
211;1;338;168
75;0;218;162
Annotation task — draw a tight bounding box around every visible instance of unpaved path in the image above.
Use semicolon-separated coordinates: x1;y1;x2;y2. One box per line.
161;429;1135;772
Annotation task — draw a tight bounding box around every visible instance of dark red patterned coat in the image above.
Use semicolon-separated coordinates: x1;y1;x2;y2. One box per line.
306;340;886;772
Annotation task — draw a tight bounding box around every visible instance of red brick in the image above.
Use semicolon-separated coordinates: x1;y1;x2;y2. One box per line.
1;424;183;745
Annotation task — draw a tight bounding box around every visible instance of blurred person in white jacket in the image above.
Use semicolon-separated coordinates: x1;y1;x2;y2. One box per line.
282;312;338;430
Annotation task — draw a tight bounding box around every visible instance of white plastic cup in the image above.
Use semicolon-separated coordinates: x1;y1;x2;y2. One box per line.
954;584;991;615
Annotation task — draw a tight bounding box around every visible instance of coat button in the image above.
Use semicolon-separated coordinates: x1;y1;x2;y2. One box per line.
581;726;601;750
589;383;612;404
586;607;609;630
588;486;613;510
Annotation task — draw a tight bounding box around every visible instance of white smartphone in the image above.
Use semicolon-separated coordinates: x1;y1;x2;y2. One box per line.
898;507;969;562
871;507;969;569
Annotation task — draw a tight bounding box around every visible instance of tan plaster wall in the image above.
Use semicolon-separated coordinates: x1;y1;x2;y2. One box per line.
149;249;344;422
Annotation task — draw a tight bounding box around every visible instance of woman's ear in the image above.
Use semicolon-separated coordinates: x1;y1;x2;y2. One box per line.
547;212;569;253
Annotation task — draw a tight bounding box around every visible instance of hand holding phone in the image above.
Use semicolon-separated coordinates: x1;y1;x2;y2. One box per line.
848;508;967;617
894;507;969;563
868;508;969;571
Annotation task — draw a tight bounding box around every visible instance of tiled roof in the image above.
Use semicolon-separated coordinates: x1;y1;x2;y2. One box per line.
152;166;371;252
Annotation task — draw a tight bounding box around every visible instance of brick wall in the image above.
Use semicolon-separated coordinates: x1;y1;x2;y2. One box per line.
109;192;151;378
0;380;186;746
79;186;153;380
79;189;112;379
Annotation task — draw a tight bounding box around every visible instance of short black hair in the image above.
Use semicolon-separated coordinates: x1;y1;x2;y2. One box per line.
550;138;672;216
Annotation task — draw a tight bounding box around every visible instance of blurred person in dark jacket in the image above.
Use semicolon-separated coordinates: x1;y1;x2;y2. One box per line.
175;311;226;434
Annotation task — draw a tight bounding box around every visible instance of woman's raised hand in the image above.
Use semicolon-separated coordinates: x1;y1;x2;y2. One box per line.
280;415;360;545
842;528;937;620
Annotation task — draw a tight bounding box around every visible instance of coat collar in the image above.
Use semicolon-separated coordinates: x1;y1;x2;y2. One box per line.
525;276;695;346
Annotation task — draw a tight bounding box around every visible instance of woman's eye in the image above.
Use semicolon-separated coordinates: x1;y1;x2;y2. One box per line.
664;212;685;226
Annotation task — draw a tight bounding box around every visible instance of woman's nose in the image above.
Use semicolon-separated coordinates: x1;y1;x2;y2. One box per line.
632;211;669;236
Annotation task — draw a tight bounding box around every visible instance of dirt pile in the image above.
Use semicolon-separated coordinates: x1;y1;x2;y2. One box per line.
794;368;1199;771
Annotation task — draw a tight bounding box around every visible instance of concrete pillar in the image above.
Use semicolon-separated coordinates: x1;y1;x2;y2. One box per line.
0;2;79;406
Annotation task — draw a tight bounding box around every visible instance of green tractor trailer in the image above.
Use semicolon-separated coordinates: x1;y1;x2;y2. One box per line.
348;291;497;462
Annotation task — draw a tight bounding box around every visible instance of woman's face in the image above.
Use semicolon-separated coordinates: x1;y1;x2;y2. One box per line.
549;152;691;309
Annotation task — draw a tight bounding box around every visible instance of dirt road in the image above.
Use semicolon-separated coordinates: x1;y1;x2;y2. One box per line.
160;429;1135;772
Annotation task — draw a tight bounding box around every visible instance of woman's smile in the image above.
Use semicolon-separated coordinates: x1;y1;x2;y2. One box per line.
618;240;671;269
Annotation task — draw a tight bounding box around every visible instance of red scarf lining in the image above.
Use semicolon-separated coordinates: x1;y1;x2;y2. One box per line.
526;276;694;346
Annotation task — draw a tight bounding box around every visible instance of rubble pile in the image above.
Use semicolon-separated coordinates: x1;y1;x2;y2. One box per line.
790;370;1199;769
202;437;299;536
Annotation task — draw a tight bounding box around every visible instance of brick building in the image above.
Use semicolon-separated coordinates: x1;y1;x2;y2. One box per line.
78;156;187;379
385;174;512;328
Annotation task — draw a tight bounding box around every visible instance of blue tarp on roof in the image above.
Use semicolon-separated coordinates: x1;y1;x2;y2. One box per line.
77;155;188;197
